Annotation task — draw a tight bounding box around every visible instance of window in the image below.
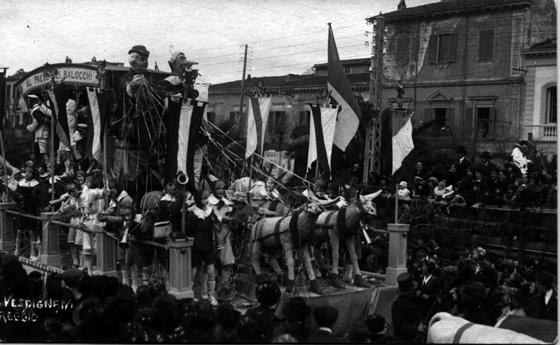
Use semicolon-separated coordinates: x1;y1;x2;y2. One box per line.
545;86;557;123
479;29;495;60
206;111;216;124
229;111;238;123
476;107;496;139
434;108;447;128
267;111;285;136
396;35;410;64
344;66;351;74
428;33;457;64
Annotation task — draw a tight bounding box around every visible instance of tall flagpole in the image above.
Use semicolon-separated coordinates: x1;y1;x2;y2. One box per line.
394;183;398;224
48;83;56;208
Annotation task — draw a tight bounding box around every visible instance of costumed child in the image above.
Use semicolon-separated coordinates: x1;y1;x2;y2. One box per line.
78;174;108;275
13;164;45;260
125;203;153;292
208;180;235;301
187;189;218;306
59;182;83;268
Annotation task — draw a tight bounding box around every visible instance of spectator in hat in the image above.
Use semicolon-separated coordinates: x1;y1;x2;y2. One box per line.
26;94;52;170
391;272;425;342
308;305;340;343
246;281;281;341
416;260;442;320
397;181;411;200
456;146;472;179
365;314;394;343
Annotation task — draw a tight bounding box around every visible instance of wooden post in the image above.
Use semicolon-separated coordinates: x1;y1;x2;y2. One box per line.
0;202;15;252
385;223;409;285
40;212;61;267
94;232;117;276
168;238;194;299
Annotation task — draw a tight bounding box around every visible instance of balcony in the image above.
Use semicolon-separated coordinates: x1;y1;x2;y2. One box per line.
525;124;557;141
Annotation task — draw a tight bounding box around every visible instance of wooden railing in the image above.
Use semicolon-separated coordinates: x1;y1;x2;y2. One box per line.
525;124;557;140
0;203;194;299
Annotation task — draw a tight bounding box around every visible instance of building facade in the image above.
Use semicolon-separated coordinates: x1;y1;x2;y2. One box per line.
207;58;370;151
369;0;556;157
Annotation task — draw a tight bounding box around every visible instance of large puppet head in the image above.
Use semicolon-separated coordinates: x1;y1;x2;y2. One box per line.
66;99;76;115
168;51;198;75
128;45;150;73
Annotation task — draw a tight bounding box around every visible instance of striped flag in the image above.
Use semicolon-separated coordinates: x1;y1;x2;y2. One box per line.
328;24;362;152
245;97;272;159
307;104;338;178
164;99;207;184
86;88;103;163
46;89;72;151
392;112;414;174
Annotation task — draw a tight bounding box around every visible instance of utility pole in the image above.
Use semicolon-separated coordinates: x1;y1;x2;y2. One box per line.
363;13;385;183
238;44;248;132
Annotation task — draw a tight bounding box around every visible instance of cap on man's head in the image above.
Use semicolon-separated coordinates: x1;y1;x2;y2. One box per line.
128;45;150;57
169;51;198;65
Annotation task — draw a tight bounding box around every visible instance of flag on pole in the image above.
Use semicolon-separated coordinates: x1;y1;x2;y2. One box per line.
47;89;72;152
85;88;103;163
307;104;338;177
245;97;272;158
328;24;362;152
392;112;414;174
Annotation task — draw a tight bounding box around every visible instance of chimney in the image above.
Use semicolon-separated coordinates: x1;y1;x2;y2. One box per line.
398;0;406;10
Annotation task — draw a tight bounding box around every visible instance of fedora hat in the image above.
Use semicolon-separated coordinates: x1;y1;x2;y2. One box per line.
397;272;418;296
456;146;467;155
480;151;491;159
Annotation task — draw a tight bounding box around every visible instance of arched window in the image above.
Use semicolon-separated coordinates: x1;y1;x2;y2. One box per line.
545;85;557;124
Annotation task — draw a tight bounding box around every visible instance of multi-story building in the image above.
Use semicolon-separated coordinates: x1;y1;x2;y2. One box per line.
368;0;556;157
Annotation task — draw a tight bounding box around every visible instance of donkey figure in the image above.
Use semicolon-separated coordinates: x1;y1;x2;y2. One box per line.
312;190;382;288
250;201;325;294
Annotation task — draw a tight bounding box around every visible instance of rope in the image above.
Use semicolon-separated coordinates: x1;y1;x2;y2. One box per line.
206;121;315;186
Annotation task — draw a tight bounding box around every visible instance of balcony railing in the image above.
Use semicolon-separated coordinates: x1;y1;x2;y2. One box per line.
525;124;557;141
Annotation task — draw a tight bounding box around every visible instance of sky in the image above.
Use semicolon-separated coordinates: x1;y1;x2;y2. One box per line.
0;0;434;84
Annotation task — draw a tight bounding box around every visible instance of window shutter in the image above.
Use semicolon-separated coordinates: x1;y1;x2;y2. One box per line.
465;107;474;140
449;33;457;63
428;35;437;64
479;29;494;60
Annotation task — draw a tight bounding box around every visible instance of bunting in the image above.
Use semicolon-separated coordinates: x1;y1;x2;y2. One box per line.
307;104;338;178
245;97;272;158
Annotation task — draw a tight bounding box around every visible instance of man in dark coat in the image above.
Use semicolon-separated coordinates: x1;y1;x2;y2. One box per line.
391;272;425;342
456;146;472;179
525;272;557;321
416;260;442;320
307;305;341;343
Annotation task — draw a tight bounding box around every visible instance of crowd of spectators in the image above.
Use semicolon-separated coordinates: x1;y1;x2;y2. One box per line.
373;143;557;210
391;246;557;342
0;252;398;343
